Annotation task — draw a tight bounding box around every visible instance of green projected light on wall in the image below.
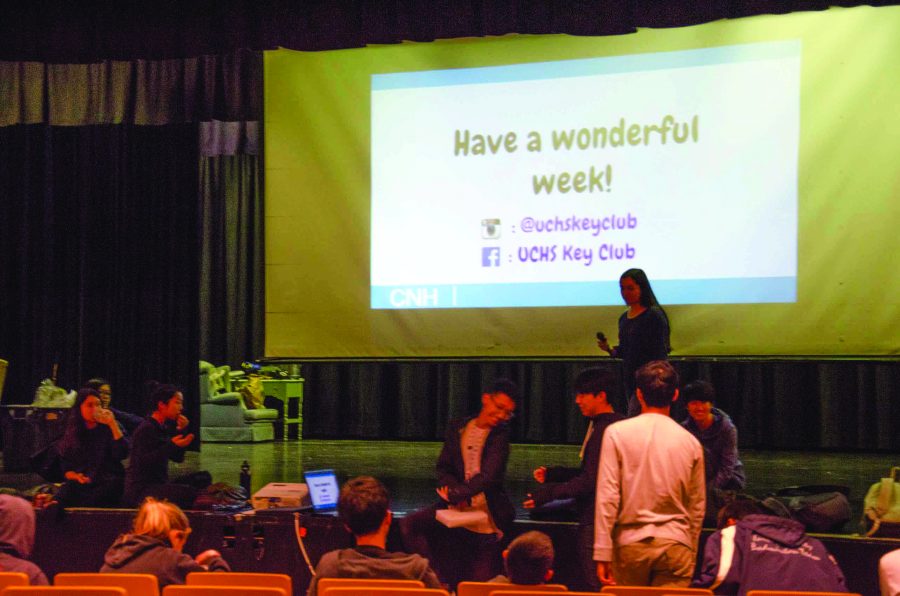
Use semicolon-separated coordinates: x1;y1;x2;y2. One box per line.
264;5;900;358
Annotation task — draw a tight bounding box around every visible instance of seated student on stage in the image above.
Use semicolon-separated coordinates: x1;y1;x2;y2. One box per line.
307;476;441;596
84;378;145;436
680;380;745;519
692;497;848;594
401;378;519;589
489;531;555;585
0;494;49;585
101;497;229;587
881;548;900;596
124;382;199;509
54;387;129;508
524;366;624;591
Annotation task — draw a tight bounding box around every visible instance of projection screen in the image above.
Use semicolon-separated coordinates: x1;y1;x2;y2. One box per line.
264;5;900;358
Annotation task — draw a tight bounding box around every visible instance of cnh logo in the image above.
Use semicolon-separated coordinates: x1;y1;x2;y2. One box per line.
481;247;500;267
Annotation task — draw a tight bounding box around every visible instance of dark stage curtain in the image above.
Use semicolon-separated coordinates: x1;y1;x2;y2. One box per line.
199;150;264;368
0;124;200;421
298;359;900;451
1;1;898;61
0;50;263;430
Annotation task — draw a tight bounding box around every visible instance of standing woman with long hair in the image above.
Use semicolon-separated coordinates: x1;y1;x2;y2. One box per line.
54;387;129;507
598;268;671;416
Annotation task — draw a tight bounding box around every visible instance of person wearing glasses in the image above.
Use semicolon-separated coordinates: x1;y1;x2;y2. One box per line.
101;497;229;587
401;378;519;589
83;378;145;436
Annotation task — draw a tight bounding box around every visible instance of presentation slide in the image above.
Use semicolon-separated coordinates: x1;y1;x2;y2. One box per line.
371;42;799;309
264;5;900;357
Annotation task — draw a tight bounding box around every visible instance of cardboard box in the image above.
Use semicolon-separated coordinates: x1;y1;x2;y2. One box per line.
251;482;311;510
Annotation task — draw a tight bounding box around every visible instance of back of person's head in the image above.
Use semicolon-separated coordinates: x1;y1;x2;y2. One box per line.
0;494;37;559
505;531;554;585
145;380;181;413
484;377;520;404
682;379;715;404
635;360;679;407
132;497;190;542
574;367;615;396
717;497;764;529
338;476;390;536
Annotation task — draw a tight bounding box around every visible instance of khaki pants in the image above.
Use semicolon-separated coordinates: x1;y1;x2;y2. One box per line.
613;537;695;587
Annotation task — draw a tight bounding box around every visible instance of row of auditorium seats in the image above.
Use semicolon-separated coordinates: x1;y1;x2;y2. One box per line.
0;571;863;596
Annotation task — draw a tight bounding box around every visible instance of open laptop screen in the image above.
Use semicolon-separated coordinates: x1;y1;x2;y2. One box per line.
304;469;340;512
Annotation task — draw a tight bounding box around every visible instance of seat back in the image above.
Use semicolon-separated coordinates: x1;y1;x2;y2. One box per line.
162;587;286;596
316;578;425;593
54;572;159;596
0;572;29;590
186;572;292;596
747;592;862;596
321;588;447;596
496;592;598;596
600;588;713;596
2;588;128;595
457;581;568;596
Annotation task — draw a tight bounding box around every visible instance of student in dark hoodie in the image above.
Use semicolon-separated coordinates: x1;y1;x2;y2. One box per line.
0;494;49;585
681;380;745;522
307;476;441;596
692;498;847;595
101;497;229;587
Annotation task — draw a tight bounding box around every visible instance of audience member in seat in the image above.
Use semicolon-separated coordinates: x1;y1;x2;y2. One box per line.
881;548;900;596
692;498;848;595
54;387;129;508
0;494;49;585
524;366;624;591
101;497;229;587
489;531;555;585
124;382;198;509
307;476;441;596
401;378;518;589
680;380;746;521
83;378;145;436
594;360;705;587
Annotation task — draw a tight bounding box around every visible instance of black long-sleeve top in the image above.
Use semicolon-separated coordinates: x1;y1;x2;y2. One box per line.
529;412;624;525
58;426;128;481
615;306;670;393
124;417;187;499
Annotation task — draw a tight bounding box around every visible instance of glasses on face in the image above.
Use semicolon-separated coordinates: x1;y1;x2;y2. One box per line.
488;393;516;420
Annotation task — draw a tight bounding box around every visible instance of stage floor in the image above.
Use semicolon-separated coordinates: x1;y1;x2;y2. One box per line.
3;439;890;533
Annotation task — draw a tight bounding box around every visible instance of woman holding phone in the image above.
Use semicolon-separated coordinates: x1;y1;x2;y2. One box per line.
597;268;671;415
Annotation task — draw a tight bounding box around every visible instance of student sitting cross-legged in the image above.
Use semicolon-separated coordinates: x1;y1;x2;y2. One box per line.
307;475;442;596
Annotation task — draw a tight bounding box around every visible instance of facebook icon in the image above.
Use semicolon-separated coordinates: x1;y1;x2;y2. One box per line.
481;247;500;267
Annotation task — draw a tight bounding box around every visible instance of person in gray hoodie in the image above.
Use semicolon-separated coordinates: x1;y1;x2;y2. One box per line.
100;497;229;588
307;476;441;596
0;494;48;585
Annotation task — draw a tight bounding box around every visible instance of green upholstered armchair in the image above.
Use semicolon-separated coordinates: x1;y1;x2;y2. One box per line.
199;361;278;442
